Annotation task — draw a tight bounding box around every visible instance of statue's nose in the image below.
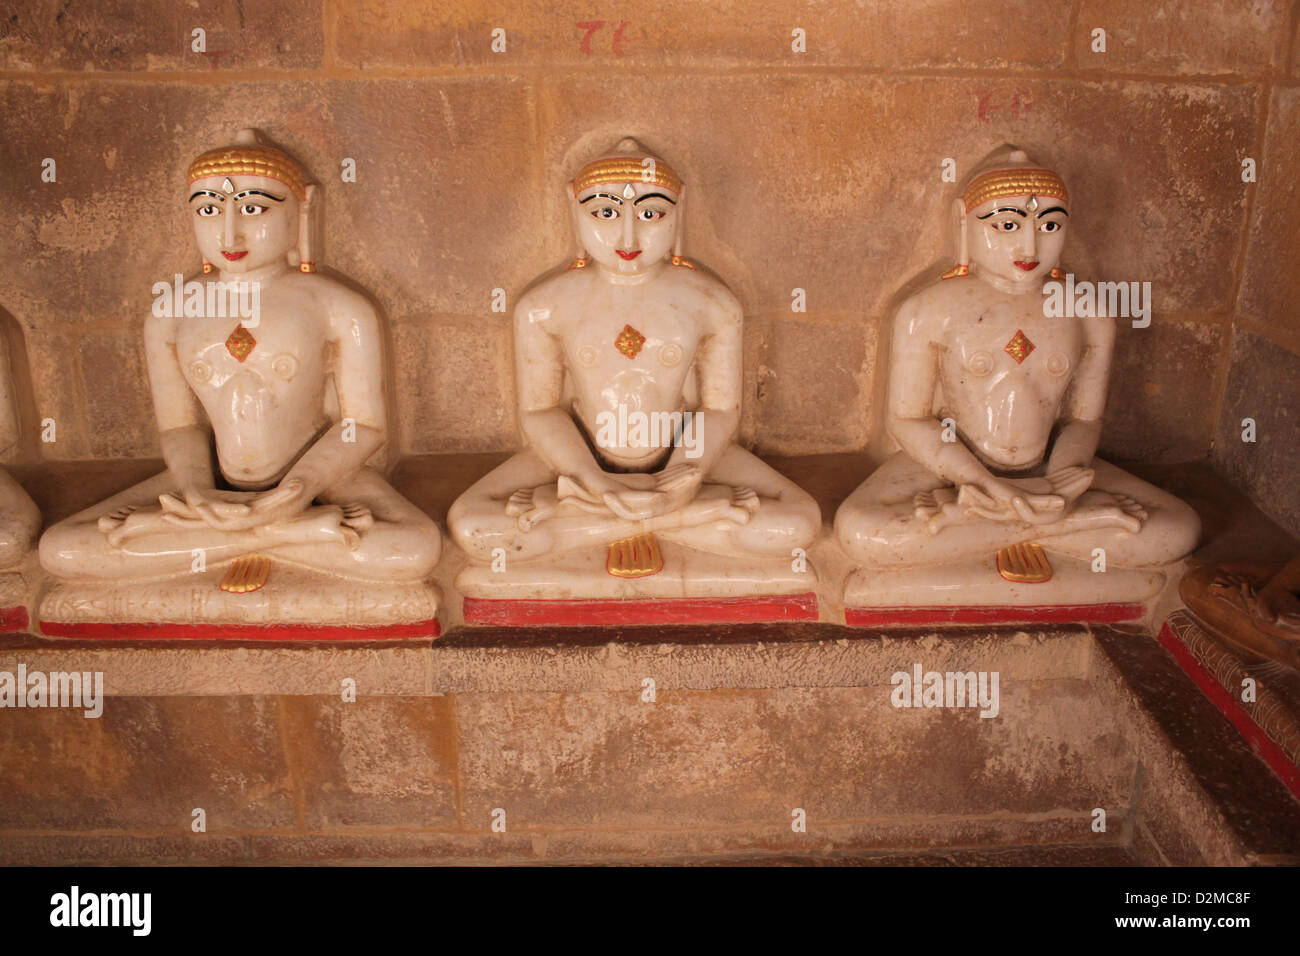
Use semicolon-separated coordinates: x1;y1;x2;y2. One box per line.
224;208;240;247
622;208;637;247
1021;221;1037;256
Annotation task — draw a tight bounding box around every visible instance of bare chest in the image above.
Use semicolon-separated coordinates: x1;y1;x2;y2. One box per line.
561;306;700;381
942;304;1083;386
175;313;326;393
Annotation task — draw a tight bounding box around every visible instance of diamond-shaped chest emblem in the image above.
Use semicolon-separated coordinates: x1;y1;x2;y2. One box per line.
225;325;257;362
1004;329;1035;364
615;324;646;360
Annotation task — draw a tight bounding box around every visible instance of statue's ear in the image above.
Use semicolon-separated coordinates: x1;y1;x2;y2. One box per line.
566;180;577;201
295;184;320;271
303;183;319;208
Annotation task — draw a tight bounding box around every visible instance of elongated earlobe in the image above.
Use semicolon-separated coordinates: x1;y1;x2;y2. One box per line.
942;197;969;280
297;184;318;273
669;183;694;269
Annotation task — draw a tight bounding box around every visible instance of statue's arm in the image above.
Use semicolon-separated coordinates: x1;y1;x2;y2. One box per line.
887;297;996;489
670;284;741;475
515;291;605;485
286;289;386;501
1047;314;1114;476
143;309;214;492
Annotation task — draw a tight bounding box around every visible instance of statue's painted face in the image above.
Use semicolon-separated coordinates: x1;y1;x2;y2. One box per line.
967;194;1069;287
189;174;300;274
573;180;679;275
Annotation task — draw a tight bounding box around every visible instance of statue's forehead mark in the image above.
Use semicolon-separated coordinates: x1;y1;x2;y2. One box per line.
221;177;235;194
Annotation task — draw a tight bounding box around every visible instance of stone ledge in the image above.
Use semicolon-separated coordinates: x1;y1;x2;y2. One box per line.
0;624;1091;696
0;816;1127;867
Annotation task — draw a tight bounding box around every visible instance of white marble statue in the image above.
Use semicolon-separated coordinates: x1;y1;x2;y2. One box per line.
0;329;40;571
39;130;439;607
449;138;819;606
835;147;1199;610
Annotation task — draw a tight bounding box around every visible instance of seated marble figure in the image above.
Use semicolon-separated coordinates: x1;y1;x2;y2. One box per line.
834;147;1200;618
38;130;440;634
0;326;41;628
449;138;820;619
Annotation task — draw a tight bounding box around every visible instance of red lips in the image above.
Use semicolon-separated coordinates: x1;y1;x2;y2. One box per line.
1012;259;1039;272
615;250;642;261
221;251;248;261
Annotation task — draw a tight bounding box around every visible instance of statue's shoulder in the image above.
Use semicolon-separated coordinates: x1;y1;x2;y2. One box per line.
295;271;379;324
665;262;741;318
895;276;967;332
516;266;584;317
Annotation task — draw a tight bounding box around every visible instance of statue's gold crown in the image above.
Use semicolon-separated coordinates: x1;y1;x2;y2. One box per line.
188;144;310;200
573;154;682;196
962;166;1068;212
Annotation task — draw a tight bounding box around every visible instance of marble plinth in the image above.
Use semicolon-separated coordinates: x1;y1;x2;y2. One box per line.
0;571;28;633
844;553;1164;627
38;564;440;640
458;542;817;626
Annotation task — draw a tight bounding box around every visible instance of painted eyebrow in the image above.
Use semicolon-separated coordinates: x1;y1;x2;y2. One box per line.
232;189;285;202
579;193;624;204
632;192;677;205
1036;206;1069;218
976;206;1029;219
188;190;226;202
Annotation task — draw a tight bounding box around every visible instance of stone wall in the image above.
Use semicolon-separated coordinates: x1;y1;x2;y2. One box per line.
4;625;1293;865
1;1;1296;496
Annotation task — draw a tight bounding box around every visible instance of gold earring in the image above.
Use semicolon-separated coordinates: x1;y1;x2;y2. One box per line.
566;256;588;271
299;261;316;274
940;263;969;280
1049;266;1065;279
202;261;214;275
670;254;696;270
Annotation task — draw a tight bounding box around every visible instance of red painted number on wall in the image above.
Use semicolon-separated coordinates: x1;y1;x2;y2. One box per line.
970;89;1033;122
576;20;629;56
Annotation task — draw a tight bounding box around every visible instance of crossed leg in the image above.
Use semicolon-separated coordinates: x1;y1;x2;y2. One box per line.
448;445;821;564
835;452;1199;569
39;467;440;582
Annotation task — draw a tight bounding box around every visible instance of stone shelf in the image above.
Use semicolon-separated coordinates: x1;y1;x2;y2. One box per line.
0;455;1296;865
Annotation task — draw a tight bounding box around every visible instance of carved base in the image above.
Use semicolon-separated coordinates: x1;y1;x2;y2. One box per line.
464;593;818;627
1158;611;1300;800
457;543;818;626
0;571;28;633
38;564;441;641
844;553;1164;627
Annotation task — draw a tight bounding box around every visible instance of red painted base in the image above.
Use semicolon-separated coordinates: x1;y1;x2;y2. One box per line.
463;593;819;627
1157;620;1300;801
0;605;29;633
39;618;440;642
845;603;1146;627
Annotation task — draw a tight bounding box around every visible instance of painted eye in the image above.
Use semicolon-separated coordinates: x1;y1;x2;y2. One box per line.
239;204;267;216
196;205;220;217
591;206;619;220
1039;220;1062;233
638;208;665;221
993;220;1019;232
